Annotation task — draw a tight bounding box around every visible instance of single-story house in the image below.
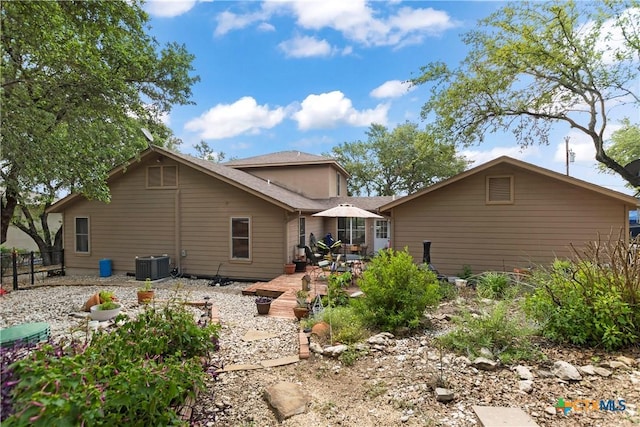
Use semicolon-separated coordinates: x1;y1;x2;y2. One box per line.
379;156;639;276
48;148;637;281
47;146;391;281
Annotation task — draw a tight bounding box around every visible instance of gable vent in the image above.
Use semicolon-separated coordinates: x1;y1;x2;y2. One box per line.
486;175;513;204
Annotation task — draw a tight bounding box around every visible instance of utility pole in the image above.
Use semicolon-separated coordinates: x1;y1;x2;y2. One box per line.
565;136;575;176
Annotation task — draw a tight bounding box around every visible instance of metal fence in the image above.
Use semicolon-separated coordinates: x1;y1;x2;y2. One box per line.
0;250;65;290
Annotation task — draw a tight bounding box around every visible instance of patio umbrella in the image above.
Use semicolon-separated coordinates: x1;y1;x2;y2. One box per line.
312;204;382;343
312;203;383;219
313;203;383;258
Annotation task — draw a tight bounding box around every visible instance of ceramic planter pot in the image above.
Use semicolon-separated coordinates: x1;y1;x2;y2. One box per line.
293;306;309;320
90;304;122;321
256;302;271;315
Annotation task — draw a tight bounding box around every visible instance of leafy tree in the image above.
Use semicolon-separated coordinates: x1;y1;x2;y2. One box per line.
598;119;640;185
194;140;226;162
1;1;199;256
412;0;640;190
329;122;468;196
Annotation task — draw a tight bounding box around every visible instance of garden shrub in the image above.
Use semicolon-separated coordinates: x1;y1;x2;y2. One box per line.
353;248;440;331
476;272;515;300
3;303;220;426
320;305;369;345
523;235;640;350
437;301;540;364
326;272;352;307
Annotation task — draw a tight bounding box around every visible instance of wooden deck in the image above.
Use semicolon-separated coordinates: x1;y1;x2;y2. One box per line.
242;266;329;319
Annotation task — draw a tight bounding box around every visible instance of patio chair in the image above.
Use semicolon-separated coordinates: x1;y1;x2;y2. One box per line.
305;246;330;280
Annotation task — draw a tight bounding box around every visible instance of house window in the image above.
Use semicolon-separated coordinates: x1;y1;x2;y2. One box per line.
299;217;306;246
486;175;514;204
147;165;178;188
75;217;89;253
336;172;341;196
337;217;365;245
231;217;250;260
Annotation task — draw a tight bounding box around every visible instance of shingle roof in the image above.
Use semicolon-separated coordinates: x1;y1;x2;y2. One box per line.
158;148;326;211
48;146;391;215
379;155;639;211
224;150;349;177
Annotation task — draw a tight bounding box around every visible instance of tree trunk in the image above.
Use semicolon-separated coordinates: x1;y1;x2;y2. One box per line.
0;192;18;244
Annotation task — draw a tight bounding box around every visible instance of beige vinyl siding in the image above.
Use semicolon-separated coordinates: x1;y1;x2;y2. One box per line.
244;164;344;198
391;165;630;276
62;158;287;280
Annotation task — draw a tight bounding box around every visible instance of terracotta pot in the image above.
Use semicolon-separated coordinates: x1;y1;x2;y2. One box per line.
284;263;296;275
293;306;309;320
256;302;271;315
137;290;154;304
311;321;330;340
84;293;101;312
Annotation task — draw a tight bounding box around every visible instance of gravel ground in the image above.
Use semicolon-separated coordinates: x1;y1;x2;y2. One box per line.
2;276;639;427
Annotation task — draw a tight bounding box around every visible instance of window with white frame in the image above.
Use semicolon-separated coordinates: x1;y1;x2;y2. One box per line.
231;217;250;259
337;217;365;245
75;217;89;253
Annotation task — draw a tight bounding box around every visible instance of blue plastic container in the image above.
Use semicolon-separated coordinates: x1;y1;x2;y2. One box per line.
99;259;112;277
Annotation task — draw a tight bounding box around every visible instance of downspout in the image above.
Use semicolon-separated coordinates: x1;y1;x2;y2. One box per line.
175;189;181;270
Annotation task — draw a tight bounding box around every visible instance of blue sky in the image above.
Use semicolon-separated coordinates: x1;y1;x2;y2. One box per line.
142;0;636;196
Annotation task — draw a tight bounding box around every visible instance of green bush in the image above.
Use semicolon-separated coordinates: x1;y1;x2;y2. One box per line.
476;272;515;300
5;303;220;426
438;301;539;364
320;305;369;344
326;272;352;307
523;236;640;350
353;248;440;331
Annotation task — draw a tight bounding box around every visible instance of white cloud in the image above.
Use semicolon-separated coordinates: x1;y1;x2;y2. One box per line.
292;90;389;130
370;80;415;99
257;22;275;32
278;35;333;58
145;0;197;18
461;145;541;165
215;11;264;36
184;97;286;139
552;132;596;163
582;7;640;65
216;1;458;48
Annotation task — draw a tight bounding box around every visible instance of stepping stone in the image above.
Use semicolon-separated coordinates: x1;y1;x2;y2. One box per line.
264;382;310;421
242;330;277;341
473;406;539;427
216;363;263;373
261;355;299;368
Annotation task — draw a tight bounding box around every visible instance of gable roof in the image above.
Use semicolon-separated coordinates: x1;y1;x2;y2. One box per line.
224;150;349;177
380;156;639;211
49;146;327;214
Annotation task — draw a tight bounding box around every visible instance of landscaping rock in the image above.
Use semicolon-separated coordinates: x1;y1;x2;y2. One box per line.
552;361;582;381
515;365;534;380
473;357;498;371
263;382;310;421
435;387;455;402
616;356;636;367
579;365;596;376
593;366;613;377
519;380;534;393
323;344;348;357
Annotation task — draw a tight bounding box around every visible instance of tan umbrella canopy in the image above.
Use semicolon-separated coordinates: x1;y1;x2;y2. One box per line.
312;203;383;219
313;203;383;257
